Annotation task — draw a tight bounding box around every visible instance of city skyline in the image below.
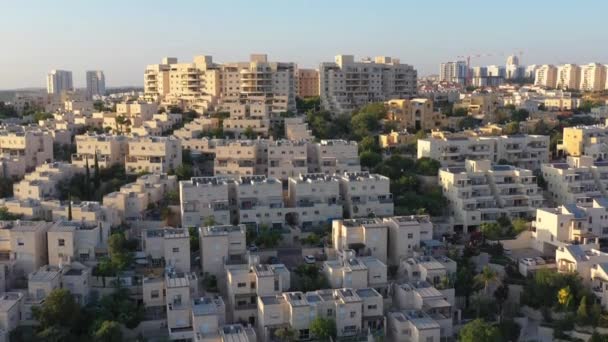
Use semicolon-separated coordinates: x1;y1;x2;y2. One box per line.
2;0;608;89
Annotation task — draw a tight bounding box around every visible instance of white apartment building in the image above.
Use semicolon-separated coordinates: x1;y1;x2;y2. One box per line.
339;172;393;218
47;220;110;267
286;173;342;231
556;64;581;90
332;216;433;265
0;292;23;333
0;126;54;170
165;271;200;340
47;70;73;94
399;255;457;288
103;173;177;221
226;257;290;324
180;176;232;227
116;102;158;122
236;176;284;230
267;140;308;180
439;61;467;85
199;225;247;278
439;160;543;232
143;228;191;272
309;139;361;175
86;70;106;98
214;140;266;177
323;251;388;292
542;156;608;206
534;65;558;88
27;263;91;305
13;162;83;200
580;63;607;92
320;55;417;113
126;136;182;174
0;154;26;179
284;117;313;141
0;220;51;278
72;133;129;169
417;131;550;170
387;310;441;342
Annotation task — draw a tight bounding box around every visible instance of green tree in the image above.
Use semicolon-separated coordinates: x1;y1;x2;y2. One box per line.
511;109;530;122
351;111;381;138
494;284;509;323
0;177;14;198
451;107;469;117
85;155;91;194
359;151;383;169
93;153;101;188
243;127;256;139
475;266;500;296
108;233;132;271
310;317;336;341
503;121;520;135
480;222;504;240
512;218;529;236
459;319;501;342
576;296;589;325
93;321;123;342
188;227;199;253
359;136;381;153
67;193;72;221
274;327;297;342
458;116;479;129
414;157;441;176
33;289;80;330
0;207;21;220
175;164;193;181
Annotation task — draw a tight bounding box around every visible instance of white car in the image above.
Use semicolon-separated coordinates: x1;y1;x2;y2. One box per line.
304;255;316;264
520;258;536;266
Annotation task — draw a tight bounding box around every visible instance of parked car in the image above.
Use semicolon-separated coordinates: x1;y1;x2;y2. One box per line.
503;248;512;256
304;255;316;264
249;244;258;252
520;258;536;266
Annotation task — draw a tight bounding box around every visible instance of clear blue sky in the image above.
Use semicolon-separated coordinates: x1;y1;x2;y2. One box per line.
2;0;607;89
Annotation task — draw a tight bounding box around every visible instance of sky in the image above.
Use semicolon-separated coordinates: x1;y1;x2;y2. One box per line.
2;0;607;89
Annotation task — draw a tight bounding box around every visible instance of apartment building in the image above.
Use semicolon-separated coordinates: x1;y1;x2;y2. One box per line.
236;176;284;229
214;140;265;177
72;133;129;169
103;173;177;221
0;126;53;170
267;140;308;180
126;136;182;174
332;216;433;265
379;130;417;150
286;173;342;231
225;257;290;324
173;117;220;140
180;176;232;227
339;172;393;218
0;292;23;333
309;140;361;175
13;162;83;200
393;281;454;339
86;70;106;98
165;271;200;340
387;310;441;342
542;156;608;206
417;131;549;170
297;69;320;98
559;125;608;159
580;63;607;92
0;220;51;278
438;61;467;85
284;117;313;141
439;160;543;232
323;251;388;292
47;70;73;94
534;65;558;88
385;98;447;131
0;198;50;220
47;220;110;267
320;55;417;113
399;255;457;288
556;64;581;90
191;295;226;341
143;228;191;272
0;154;26;179
199;225;247;278
116;101;158;122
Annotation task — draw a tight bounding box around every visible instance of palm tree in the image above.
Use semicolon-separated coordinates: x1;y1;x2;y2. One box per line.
475;266;500;296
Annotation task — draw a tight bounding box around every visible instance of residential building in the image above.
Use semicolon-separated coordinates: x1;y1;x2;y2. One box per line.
214;140;265;177
236;176;284;230
323;251;388;292
165;271;200;340
46;70;73;94
267;140;308;181
13;162;82;200
0;292;23;333
379;130;417;150
580;63;607;92
541;156;608;206
320;55;417;113
534;65;558;88
191;295;226;341
125;136;182;174
116;102;158;124
284;117;312;141
418;131;549;170
297;69;320;98
387;310;441;342
180;176;232;227
556;64;581;90
0;220;51;278
439;159;543;232
339;172;393;218
385;98;447;131
399;255;457;288
558;125;608;158
86;70;106;98
143;228;191;272
439;61;467;85
309;140;361;175
0;125;54;170
72;133;129;169
286;173;342;230
47;220;110;267
199;225;247;278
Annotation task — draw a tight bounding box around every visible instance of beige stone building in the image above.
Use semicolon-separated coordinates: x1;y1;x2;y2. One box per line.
580;63;607;92
0;292;23;333
72;133;129;169
323;252;388;293
542;156;608;206
379;130;417;150
143;228;191;272
173;117;220;140
286;173;342;230
386;98;447;131
296;69;320;98
399;255;457;288
13;162;83;200
214;140;265;177
320;55;417;113
0;126;53;171
50;200;120;227
339;172;393;218
284;117;312;141
0;220;51;278
439;159;543;232
180;176;232;227
309;140;361;175
267;140;308;180
0;154;26;179
387;310;441;342
534;64;558;88
556;64;581;90
199;225;247;278
558;125;608;159
47;220;110;267
236;176;284;229
165;271;200;340
126;136;182;174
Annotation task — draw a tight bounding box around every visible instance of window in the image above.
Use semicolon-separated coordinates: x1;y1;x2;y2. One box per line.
151;290;159;299
350;311;356;318
58;239;65;247
172;247;179;253
407;233;413;239
367;305;377;310
327;308;333;316
17;238;24;246
237;282;246;288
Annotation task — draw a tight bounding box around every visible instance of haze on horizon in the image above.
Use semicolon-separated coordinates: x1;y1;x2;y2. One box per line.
2;0;607;89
